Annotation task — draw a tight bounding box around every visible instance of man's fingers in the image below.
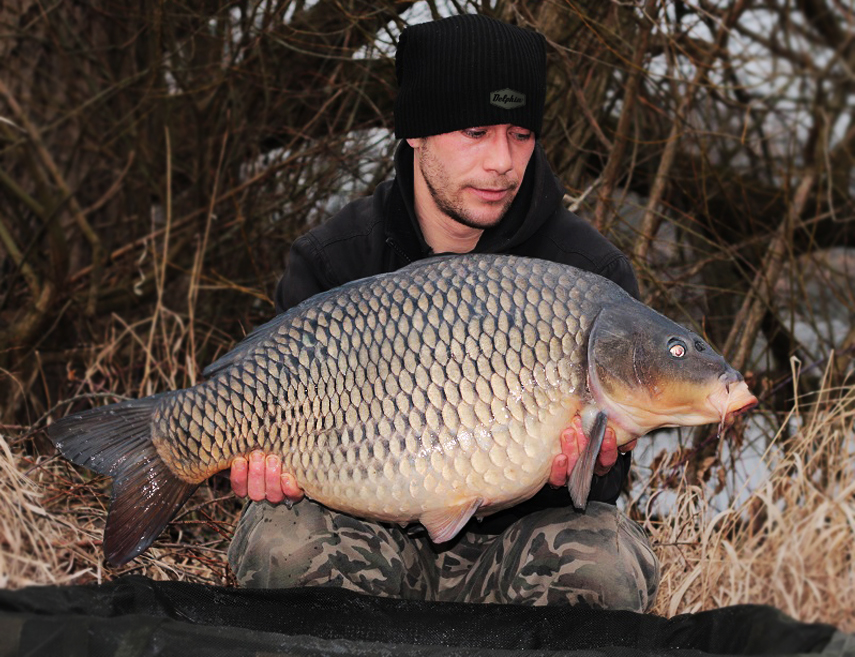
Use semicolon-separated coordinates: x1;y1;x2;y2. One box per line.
281;473;305;502
549;425;585;487
232;450;304;505
246;450;266;501
594;428;618;476
548;454;568;488
230;457;249;498
264;455;285;504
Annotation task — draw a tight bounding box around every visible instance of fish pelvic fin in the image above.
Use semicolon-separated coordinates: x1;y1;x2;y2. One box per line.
47;396;198;566
568;411;608;511
420;497;483;544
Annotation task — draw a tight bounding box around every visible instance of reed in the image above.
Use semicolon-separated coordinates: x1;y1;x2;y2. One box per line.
647;372;855;631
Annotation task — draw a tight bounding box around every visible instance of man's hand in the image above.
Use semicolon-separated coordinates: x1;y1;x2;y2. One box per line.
548;416;637;488
230;451;304;504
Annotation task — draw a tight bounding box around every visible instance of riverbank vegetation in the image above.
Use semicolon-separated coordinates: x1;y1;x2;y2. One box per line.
2;0;853;630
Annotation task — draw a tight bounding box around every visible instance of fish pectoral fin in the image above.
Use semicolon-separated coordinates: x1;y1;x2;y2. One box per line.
568;411;608;511
420;497;483;544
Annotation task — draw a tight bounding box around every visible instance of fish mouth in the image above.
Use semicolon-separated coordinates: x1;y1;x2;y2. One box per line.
708;371;758;423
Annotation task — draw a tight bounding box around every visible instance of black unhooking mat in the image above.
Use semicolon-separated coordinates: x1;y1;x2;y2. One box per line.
0;575;851;657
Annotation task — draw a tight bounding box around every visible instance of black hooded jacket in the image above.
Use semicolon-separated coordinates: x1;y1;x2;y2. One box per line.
273;141;639;534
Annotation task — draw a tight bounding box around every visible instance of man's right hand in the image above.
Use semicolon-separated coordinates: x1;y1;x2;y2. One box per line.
230;450;305;504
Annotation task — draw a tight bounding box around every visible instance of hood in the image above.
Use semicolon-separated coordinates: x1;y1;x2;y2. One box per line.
386;141;567;259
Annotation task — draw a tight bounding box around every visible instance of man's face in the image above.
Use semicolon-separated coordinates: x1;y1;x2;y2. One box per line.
408;124;535;230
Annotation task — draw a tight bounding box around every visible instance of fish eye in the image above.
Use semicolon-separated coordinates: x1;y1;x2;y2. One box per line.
668;339;687;358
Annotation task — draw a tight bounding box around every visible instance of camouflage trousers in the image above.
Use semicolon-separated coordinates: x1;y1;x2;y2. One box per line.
228;499;658;611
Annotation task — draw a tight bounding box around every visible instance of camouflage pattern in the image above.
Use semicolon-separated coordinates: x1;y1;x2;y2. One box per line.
228;499;659;611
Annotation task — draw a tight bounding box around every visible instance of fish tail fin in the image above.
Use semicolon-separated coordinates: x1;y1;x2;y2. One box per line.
568;411;608;510
47;396;198;566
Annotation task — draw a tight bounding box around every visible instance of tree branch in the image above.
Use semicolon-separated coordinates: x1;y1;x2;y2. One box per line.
632;0;750;282
0;77;104;316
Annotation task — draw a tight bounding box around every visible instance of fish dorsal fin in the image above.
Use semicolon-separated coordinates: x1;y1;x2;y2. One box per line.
202;313;291;379
420;497;483;544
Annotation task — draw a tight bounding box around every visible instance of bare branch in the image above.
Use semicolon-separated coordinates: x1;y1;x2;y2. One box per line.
632;0;750;276
0;77;104;316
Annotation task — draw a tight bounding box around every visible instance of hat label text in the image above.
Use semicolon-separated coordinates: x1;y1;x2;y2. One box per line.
490;89;526;110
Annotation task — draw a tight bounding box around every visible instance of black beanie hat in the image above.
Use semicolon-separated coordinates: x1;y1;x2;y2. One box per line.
394;14;547;139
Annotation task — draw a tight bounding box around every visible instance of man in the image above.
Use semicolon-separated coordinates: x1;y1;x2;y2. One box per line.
227;13;659;610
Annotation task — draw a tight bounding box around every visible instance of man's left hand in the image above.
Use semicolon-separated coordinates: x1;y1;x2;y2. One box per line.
548;415;637;488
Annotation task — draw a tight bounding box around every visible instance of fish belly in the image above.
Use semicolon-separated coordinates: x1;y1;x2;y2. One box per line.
296;402;577;522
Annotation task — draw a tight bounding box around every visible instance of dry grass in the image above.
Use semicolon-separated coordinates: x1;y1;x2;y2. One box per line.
0;309;242;589
1;352;853;633
0;428;240;588
647;374;855;632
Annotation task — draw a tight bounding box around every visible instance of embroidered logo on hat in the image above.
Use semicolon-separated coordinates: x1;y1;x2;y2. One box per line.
490;88;526;110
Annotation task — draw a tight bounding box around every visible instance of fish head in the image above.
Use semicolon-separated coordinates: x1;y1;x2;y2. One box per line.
586;303;758;439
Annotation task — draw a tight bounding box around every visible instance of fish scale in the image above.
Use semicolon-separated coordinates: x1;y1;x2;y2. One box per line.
47;253;758;565
159;257;589;515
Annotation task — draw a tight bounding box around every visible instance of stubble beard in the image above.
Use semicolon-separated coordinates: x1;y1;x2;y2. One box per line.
418;145;518;230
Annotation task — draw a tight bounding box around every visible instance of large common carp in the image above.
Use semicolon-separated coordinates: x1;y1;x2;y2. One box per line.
48;254;757;566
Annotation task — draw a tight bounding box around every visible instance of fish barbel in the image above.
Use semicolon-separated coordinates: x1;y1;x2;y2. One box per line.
48;254;757;565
